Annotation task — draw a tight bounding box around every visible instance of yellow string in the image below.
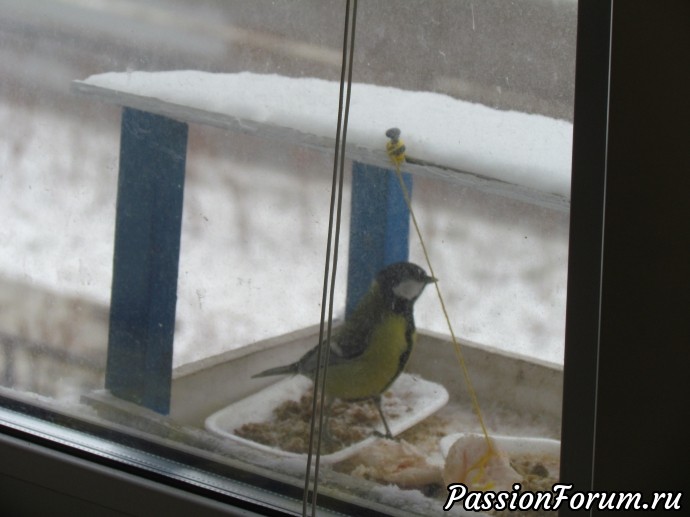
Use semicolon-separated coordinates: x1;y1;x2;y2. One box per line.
468;455;496;491
385;131;495;466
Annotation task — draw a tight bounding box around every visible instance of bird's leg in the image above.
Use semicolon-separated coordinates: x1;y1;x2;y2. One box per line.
373;395;394;439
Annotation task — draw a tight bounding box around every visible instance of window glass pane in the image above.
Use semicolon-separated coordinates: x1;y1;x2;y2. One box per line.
304;2;574;512
1;1;577;515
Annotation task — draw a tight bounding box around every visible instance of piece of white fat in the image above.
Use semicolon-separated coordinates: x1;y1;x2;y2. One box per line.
443;434;521;492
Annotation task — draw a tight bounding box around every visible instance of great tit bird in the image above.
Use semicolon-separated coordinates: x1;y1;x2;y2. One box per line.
253;262;436;438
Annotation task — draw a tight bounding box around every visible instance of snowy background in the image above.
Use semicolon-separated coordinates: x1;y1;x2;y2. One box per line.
0;82;570;367
0;0;574;398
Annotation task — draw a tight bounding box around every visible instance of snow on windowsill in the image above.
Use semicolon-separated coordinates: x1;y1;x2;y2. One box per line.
78;70;573;200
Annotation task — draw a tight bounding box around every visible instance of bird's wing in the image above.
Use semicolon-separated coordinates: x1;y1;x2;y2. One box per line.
293;320;373;376
330;285;384;359
293;284;385;377
288;284;385;375
255;285;383;378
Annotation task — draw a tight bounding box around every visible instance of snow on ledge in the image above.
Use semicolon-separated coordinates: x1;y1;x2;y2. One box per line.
76;70;572;200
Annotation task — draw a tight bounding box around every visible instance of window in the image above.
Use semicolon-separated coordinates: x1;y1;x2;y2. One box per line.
7;1;685;516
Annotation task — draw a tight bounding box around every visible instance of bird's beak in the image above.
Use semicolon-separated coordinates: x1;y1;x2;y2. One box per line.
426;275;438;284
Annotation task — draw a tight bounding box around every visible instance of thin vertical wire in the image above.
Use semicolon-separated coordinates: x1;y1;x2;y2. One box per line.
311;3;358;515
302;1;357;515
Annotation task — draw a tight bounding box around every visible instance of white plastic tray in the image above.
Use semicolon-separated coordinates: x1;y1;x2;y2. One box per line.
440;432;561;458
206;373;449;464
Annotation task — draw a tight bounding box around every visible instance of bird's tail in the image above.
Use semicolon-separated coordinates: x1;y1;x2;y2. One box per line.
251;362;299;378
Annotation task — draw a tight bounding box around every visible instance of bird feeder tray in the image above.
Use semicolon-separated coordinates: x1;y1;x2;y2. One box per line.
440;433;561;459
205;373;449;464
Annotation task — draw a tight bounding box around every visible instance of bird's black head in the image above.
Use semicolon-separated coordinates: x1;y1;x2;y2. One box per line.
376;262;437;307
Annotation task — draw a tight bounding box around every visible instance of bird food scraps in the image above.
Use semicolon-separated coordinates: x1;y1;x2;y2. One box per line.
487;454;560;517
235;390;384;455
335;438;444;491
223;374;448;458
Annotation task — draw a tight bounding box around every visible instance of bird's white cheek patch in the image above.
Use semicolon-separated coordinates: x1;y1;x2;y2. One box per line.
393;279;425;300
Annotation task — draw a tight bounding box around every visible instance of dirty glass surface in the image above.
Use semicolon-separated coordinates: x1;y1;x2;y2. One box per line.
0;1;577;515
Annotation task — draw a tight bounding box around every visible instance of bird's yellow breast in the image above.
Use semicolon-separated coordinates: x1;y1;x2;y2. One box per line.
324;314;414;401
